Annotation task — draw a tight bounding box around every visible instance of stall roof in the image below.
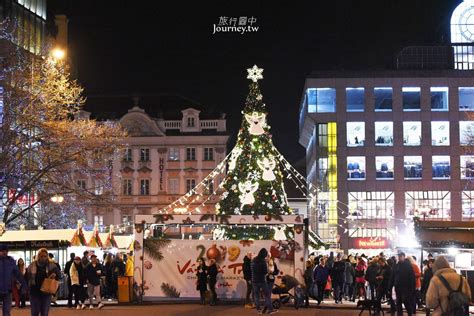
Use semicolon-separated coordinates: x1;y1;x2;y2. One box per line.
414;219;474;248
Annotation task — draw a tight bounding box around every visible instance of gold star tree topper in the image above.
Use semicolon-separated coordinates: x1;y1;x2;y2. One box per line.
247;65;263;82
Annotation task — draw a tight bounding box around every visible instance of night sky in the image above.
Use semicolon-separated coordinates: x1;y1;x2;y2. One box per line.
48;0;462;167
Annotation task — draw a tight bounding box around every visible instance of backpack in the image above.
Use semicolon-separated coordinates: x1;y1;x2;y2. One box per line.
437;274;469;316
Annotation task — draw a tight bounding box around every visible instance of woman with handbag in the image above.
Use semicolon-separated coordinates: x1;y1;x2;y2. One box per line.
196;257;208;305
26;248;60;316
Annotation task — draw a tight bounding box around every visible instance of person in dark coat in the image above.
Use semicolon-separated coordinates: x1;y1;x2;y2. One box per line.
195;258;207;305
110;253;125;299
304;259;315;306
207;258;218;306
365;257;380;300
242;252;253;307
344;258;355;300
69;256;87;309
251;248;274;313
392;252;416;316
103;253;114;299
331;253;346;303
84;254;105;309
421;259;434;304
0;244;27;316
313;257;330;305
64;253;76;308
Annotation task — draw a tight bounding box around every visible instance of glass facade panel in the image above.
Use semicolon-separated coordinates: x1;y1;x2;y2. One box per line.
307;88;336;113
459;121;474;145
459;87;474;111
462;191;474;219
347;192;394;219
374;87;392;111
405;191;451;219
460;155;474;179
430;87;449;111
404;156;422;180
375;122;393;146
376;156;394;180
403;122;422;146
346;122;365;147
403;87;421;111
431;122;450;146
347;157;366;180
346;88;364;112
432;156;451;179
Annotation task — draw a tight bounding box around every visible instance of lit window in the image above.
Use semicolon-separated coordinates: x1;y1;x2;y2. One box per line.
460;156;474;179
346;88;364;112
347;157;366;180
404;156;422;180
432;156;450;179
459;87;474;111
459;121;474;145
431;122;450;146
430;87;449;111
122;215;132;224
375;122;393;146
317;123;328;147
403;87;421;111
346;122;365;147
375;156;394;180
203;148;214;161
374;87;392;111
306;88;336;113
186;148;196;160
186;179;196;192
140;148;150;161
168;148;180;161
403;122;422;146
348;192;394;219
405;191;450;219
140;179;150;195
462;191;474;219
94;215;104;226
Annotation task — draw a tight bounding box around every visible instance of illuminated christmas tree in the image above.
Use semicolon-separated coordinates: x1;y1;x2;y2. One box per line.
216;65;292;239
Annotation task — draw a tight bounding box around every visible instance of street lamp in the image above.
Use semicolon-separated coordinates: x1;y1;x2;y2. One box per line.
51;48;65;61
50;195;64;203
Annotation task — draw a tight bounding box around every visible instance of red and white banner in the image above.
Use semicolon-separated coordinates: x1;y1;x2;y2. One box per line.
351;237;390;249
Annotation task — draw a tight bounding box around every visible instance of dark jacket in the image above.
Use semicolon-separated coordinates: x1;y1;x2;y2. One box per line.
111;259;125;278
313;264;329;283
64;259;74;278
421;267;433;295
392;260;415;291
84;262;104;286
251;257;268;284
196;264;207;291
344;261;355;284
0;256;27;294
304;266;313;287
207;263;218;284
27;261;60;297
243;256;252;281
377;264;392;290
365;262;380;284
330;260;346;283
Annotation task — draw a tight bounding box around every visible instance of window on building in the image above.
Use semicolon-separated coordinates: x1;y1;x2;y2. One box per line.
432;156;451;179
431;121;450;146
122;215;133;224
168;178;179;194
403;87;421;111
375;122;393;146
404;156;422;180
462;191;474;219
122;179;132;195
203;148;214;161
94;215;104;226
123;148;132;161
186;179;196;192
431;87;449;111
374;87;392;111
459;87;474;111
459;121;474;145
95;183;104;195
376;156;394;180
403;121;422;146
346;87;364;112
317;158;328;187
306;88;336;113
460;156;474;179
77;180;86;190
140;148;150;161
140;179;150;195
346;122;365;147
186;148;196;161
205;179;214;194
168;148;180;161
347;157;366;180
317;123;328;147
348;192;394;219
187;117;195;127
405;191;451;219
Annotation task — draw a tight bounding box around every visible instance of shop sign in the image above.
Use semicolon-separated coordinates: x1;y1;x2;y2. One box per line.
352;237;389;249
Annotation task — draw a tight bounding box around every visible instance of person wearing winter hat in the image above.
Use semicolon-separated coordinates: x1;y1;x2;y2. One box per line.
426;256;471;316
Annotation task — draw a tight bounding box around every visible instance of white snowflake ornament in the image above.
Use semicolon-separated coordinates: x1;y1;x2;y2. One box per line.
258;156;277;181
228;147;242;171
245;112;266;136
239;180;259;206
247;65;263;82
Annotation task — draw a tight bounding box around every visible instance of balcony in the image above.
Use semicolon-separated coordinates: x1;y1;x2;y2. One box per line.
164;120;181;129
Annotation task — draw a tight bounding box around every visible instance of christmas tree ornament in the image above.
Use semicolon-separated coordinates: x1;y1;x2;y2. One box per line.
228;147;242;171
206;244;221;261
246;64;263;82
238;180;259;206
258;156;276;181
245;112;266;136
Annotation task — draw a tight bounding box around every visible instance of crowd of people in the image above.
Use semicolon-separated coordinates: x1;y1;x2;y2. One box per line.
0;244;134;316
